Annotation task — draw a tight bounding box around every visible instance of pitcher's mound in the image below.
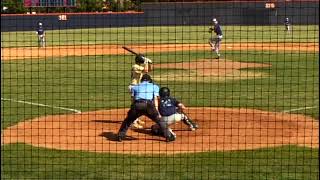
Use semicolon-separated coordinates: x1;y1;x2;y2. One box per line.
1;107;318;154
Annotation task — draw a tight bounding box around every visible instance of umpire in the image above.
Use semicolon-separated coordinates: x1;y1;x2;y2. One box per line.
117;74;175;142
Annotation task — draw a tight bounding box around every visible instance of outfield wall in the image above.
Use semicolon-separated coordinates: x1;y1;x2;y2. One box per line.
1;1;319;32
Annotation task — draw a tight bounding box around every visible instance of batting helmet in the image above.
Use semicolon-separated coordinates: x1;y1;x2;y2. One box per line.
141;74;152;82
159;87;170;98
135;54;145;64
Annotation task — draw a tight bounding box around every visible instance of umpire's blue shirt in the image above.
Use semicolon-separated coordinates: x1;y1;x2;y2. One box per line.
131;81;159;101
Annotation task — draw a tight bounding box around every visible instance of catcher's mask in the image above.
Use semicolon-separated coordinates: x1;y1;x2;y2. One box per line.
159;87;170;98
135;54;145;64
141;74;152;83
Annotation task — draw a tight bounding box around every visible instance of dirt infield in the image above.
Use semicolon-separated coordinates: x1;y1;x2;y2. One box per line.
1;108;318;154
153;59;271;81
2;42;318;61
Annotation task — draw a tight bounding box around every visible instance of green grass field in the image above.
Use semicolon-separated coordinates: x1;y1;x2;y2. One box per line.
1;25;319;179
1;25;319;47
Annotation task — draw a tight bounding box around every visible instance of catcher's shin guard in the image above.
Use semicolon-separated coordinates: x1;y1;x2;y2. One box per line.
182;113;198;131
151;124;164;136
166;130;176;142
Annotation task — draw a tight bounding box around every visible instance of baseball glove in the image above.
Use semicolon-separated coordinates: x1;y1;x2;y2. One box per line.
208;27;213;33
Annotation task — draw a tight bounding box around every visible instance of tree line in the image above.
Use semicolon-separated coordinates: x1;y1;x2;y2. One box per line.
1;0;142;14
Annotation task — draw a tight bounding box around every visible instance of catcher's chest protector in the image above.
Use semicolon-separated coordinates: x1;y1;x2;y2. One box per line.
159;97;177;116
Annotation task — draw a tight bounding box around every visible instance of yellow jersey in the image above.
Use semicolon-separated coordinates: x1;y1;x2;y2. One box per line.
131;64;146;85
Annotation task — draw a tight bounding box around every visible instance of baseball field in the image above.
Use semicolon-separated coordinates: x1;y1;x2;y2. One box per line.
1;25;319;179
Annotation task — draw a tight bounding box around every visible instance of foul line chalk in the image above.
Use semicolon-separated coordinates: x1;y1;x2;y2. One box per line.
1;98;81;114
282;106;318;113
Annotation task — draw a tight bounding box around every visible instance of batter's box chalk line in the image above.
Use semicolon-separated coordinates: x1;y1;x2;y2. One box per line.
1;98;82;114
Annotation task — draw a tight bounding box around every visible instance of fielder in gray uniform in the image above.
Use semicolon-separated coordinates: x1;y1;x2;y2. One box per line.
209;18;223;59
150;87;198;141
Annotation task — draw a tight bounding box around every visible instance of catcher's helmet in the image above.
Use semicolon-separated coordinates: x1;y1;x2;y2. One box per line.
135;54;145;64
141;74;152;82
159;87;170;98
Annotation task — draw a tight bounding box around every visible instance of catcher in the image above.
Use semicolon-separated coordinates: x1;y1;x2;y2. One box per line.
129;54;153;129
151;87;198;140
208;18;223;59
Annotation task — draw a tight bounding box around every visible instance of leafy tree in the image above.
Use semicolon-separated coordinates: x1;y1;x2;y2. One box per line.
0;0;141;13
75;0;105;12
108;0;141;12
1;0;27;13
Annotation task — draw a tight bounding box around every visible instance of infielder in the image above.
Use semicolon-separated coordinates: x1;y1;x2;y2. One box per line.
36;21;45;47
284;17;290;32
208;18;223;59
150;87;198;141
129;54;153;129
117;74;176;142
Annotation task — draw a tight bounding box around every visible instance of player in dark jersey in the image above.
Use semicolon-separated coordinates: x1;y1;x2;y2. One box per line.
284;17;290;32
36;21;45;47
209;18;223;59
150;87;198;140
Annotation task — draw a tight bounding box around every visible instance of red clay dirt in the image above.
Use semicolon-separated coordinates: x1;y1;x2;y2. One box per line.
154;59;270;77
1;43;318;61
152;59;272;82
1;108;318;154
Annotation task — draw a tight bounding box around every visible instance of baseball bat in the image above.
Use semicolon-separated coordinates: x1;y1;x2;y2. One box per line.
122;46;153;65
122;46;139;56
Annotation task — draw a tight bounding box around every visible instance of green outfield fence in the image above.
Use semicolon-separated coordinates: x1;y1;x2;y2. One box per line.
1;1;319;180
